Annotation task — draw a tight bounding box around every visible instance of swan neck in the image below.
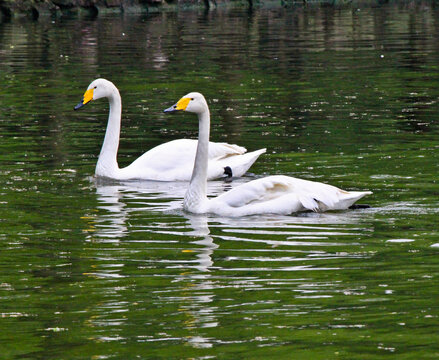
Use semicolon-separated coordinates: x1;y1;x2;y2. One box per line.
96;90;121;177
184;108;210;210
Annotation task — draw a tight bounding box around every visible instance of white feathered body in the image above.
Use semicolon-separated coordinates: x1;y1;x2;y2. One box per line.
97;139;265;181
167;91;372;217
185;175;372;216
79;79;265;181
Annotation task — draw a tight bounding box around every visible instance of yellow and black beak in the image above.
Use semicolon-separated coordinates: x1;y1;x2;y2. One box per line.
163;97;191;113
74;88;94;110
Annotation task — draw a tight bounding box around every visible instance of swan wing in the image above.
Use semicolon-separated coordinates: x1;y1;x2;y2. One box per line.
212;175;371;215
121;139;263;181
214;175;293;206
207;141;247;159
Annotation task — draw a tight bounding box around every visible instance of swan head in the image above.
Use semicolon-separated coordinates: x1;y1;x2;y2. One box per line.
163;92;208;115
74;78;118;110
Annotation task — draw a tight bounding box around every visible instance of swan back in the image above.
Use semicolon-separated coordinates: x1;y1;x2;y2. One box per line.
164;92;371;216
209;175;371;216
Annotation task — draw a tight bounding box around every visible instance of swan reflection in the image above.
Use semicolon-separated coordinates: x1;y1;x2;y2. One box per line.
185;214;219;272
90;181;222;348
89;179;224;273
85;179;374;348
88;176;372;245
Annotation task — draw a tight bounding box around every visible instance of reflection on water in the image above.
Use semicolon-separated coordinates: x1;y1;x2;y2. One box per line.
87;179;378;349
80;173;439;355
2;3;439;358
91;178;374;271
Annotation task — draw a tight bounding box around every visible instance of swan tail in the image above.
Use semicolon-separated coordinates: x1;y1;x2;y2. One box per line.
297;187;372;213
317;190;373;211
224;148;266;177
338;190;372;210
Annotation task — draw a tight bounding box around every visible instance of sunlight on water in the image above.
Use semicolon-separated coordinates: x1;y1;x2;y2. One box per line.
87;180;374;278
1;4;439;359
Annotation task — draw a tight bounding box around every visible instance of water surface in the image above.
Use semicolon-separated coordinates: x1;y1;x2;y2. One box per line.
1;4;439;359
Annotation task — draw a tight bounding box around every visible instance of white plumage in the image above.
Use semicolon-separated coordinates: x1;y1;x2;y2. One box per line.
164;92;372;217
74;79;265;181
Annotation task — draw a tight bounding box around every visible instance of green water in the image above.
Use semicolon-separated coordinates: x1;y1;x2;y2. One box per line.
1;4;439;359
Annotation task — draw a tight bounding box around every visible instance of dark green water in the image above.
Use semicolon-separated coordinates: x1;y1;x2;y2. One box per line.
1;4;439;359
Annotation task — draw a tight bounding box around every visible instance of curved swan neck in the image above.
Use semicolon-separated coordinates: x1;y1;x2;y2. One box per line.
184;107;210;211
96;88;121;177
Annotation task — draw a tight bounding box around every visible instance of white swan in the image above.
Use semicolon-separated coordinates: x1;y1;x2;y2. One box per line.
164;92;372;216
74;79;265;181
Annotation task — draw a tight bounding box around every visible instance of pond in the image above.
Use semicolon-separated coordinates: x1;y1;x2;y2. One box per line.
1;3;439;359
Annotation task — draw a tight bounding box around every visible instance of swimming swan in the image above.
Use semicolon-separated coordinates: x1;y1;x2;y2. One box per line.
74;79;265;181
164;92;372;216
